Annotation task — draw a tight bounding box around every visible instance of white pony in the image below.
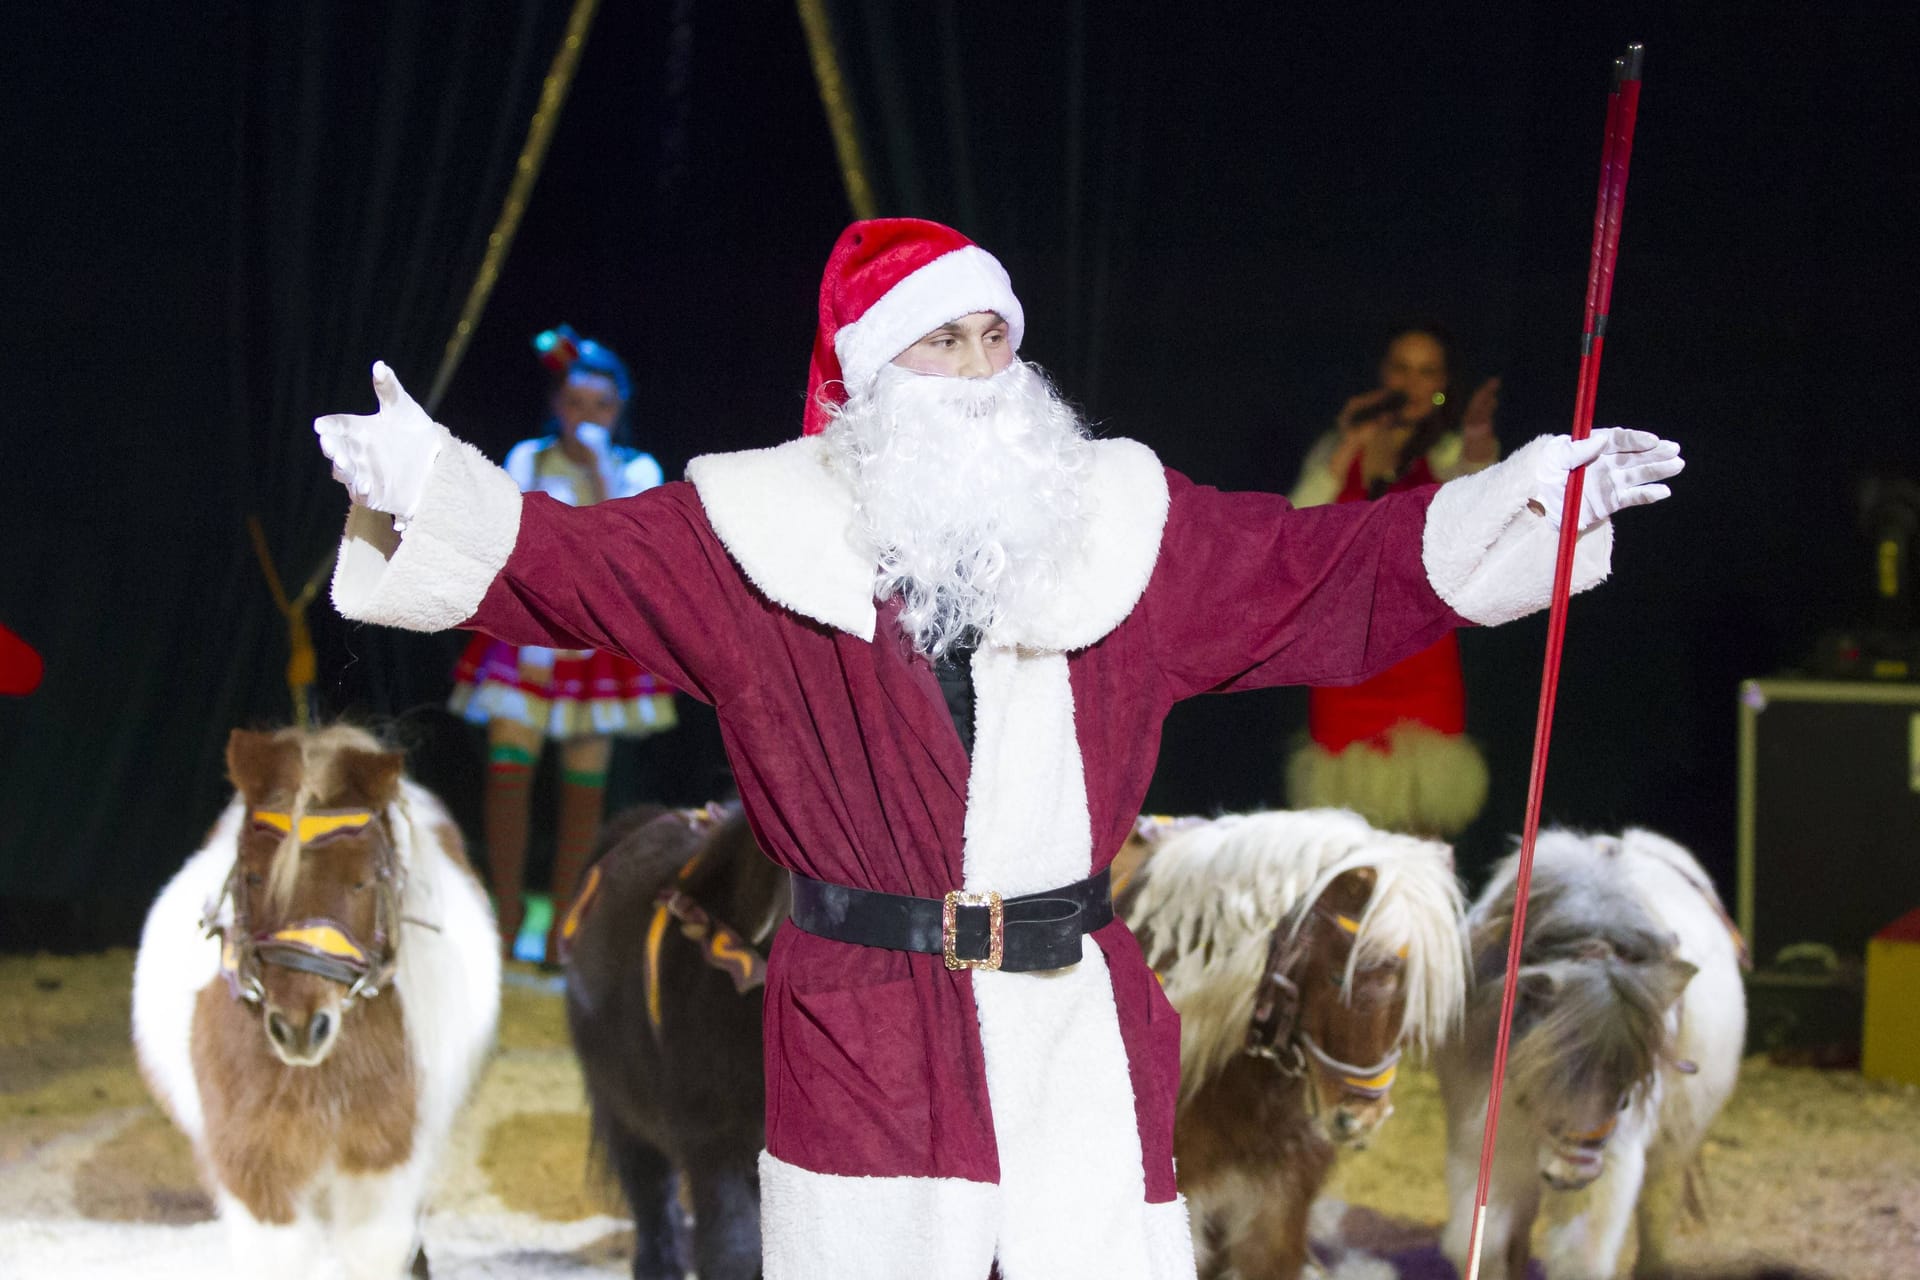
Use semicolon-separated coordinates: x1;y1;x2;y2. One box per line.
133;727;500;1279
1436;827;1746;1280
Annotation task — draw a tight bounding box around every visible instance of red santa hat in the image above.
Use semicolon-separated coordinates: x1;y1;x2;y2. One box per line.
803;218;1025;436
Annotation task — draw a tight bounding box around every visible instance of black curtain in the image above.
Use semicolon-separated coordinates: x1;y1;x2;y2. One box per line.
0;2;574;938
822;0;1149;409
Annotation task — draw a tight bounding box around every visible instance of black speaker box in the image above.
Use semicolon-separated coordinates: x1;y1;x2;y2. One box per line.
1737;678;1920;965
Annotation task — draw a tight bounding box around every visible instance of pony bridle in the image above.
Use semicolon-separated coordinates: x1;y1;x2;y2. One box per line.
1243;906;1403;1113
200;806;405;1010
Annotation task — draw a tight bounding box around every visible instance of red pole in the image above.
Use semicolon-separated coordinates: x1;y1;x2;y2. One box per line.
1461;44;1645;1280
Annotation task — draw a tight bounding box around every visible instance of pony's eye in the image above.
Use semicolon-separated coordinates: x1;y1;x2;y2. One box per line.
352;881;371;893
1617;1093;1631;1112
245;873;264;889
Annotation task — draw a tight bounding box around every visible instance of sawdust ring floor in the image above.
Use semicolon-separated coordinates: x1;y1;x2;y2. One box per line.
3;952;1913;1277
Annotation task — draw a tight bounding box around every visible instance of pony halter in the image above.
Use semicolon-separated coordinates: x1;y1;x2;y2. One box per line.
201;806;406;1009
1243;904;1403;1106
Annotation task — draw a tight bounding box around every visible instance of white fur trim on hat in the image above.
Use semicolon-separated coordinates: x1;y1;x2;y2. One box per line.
833;246;1025;396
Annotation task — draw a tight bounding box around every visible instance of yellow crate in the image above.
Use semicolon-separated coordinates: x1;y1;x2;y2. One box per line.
1863;909;1920;1086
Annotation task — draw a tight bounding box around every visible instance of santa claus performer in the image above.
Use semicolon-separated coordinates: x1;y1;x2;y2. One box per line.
315;218;1680;1280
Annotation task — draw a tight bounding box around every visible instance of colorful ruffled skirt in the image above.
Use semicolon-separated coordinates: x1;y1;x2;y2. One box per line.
1288;632;1487;836
449;635;677;741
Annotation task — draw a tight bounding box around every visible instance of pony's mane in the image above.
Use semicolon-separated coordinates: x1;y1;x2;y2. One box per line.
598;804;710;890
262;724;403;909
1122;809;1468;1096
1464;829;1692;1108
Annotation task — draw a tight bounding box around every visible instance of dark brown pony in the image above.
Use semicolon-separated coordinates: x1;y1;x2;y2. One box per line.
563;803;788;1280
1118;810;1467;1280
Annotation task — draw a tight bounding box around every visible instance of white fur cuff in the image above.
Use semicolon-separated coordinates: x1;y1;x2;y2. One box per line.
1420;436;1613;626
331;437;524;632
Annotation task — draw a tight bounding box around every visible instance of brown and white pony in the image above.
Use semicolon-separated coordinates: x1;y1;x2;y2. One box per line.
1118;809;1468;1280
132;726;500;1279
1436;827;1745;1280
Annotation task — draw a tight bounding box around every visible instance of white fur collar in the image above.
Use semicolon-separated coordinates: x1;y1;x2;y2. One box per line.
685;433;1170;652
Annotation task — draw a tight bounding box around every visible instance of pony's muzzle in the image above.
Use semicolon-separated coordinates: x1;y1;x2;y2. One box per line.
1542;1146;1607;1192
1329;1099;1392;1147
265;1003;339;1065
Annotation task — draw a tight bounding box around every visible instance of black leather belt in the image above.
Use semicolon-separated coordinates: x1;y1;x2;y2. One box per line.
788;867;1113;973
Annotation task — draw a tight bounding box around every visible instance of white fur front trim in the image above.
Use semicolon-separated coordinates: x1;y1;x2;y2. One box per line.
834;246;1025;397
962;645;1092;897
1144;1197;1200;1278
331;436;524;632
685;435;1169;650
1420;435;1613;626
686;435;877;640
758;1151;999;1280
960;644;1183;1277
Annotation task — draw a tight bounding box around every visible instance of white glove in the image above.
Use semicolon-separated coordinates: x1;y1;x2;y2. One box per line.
1531;427;1683;531
313;362;448;529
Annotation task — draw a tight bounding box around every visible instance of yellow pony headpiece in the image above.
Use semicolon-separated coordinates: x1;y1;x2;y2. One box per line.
252;809;374;843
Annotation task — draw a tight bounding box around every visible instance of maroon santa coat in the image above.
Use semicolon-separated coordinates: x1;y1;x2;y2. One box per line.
332;429;1613;1280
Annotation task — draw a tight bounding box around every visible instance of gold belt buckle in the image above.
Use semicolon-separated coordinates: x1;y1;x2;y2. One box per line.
942;890;1005;971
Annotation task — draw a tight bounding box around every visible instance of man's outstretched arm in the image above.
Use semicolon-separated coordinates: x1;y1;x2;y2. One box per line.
1145;429;1682;699
315;362;758;706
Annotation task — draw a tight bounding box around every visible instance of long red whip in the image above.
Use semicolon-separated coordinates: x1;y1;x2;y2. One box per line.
1462;44;1645;1280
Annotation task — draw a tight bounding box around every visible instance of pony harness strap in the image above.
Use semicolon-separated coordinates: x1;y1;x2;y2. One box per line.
556;803;735;968
1245;905;1318;1066
204;806;403;1007
1245;905;1402;1098
641;888;769;1040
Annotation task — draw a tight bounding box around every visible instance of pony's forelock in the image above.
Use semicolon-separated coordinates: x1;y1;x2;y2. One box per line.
1122;809;1467;1099
261;725;399;912
1505;953;1675;1115
1469;828;1696;1118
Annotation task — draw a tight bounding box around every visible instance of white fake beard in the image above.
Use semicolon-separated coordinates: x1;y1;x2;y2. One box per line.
824;360;1095;659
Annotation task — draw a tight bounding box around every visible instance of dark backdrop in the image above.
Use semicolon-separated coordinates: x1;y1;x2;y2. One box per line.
4;1;1915;948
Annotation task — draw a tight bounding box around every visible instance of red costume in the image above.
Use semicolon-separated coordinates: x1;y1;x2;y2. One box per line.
1293;451;1490;835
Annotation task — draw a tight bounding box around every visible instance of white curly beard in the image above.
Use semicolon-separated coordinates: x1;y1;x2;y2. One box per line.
823;360;1095;658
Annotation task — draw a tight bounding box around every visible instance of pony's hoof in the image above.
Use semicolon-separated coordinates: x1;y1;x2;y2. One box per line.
410;1244;430;1278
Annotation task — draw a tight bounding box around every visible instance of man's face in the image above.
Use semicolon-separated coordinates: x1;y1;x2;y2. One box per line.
891;311;1014;380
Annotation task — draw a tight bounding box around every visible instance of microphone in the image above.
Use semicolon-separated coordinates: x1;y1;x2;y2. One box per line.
1347;390;1408;425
